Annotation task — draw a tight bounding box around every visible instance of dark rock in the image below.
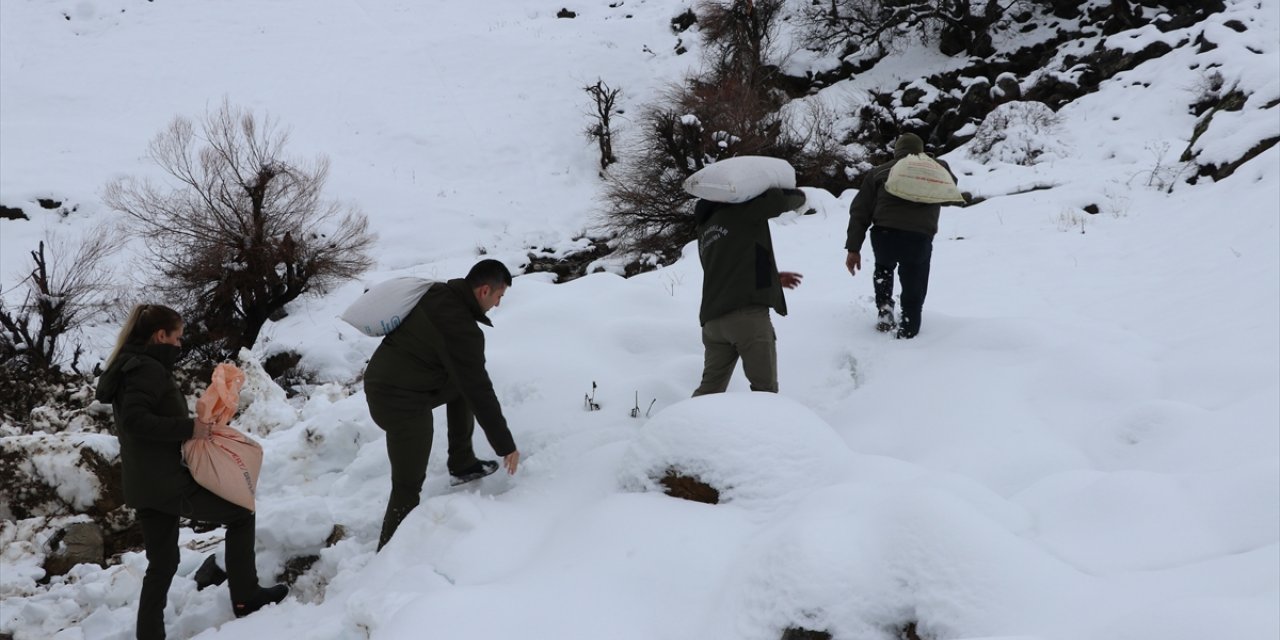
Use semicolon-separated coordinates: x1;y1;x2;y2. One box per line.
958;79;994;120
901;86;928;108
0;205;27;220
993;74;1022;102
103;513;146;558
262;351;303;381
1223;19;1246;32
1044;0;1083;19
899;621;926;640
1194;32;1218;53
671;8;696;34
782;629;831;640
36;198;62;209
325;524;347;547
1084;204;1101;214
1194;136;1280;183
556;8;576;19
44;522;105;576
524;237;613;283
0;436;123;520
277;554;321;585
1182;89;1249;161
658;469;720;504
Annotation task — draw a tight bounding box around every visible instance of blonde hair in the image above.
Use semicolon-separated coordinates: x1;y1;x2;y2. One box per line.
106;304;183;367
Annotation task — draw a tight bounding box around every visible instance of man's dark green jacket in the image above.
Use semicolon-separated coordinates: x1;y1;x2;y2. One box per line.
846;151;956;252
94;343;198;510
696;187;807;326
363;279;516;456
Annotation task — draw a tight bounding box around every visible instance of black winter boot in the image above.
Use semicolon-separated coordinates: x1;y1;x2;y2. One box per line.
449;459;499;486
876;306;897;333
233;584;289;618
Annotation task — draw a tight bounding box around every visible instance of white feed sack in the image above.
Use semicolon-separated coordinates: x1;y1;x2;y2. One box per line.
683;156;797;203
340;277;437;336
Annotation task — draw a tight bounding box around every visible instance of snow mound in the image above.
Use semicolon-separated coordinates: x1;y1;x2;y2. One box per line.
967;101;1068;166
618;393;854;508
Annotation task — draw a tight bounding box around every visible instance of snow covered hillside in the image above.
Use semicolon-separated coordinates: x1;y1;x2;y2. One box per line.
1;1;1277;639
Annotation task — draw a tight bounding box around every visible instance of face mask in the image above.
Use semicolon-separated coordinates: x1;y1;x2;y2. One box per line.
146;343;182;368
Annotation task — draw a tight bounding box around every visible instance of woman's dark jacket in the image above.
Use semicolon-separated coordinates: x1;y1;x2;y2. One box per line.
94;343;197;510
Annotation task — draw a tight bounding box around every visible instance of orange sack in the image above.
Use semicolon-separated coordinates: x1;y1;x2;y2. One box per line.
183;363;263;512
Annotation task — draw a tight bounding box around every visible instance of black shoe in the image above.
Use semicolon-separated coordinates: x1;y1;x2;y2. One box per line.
193;554;227;591
233;584;289;618
876;309;897;333
895;328;918;340
449;460;499;486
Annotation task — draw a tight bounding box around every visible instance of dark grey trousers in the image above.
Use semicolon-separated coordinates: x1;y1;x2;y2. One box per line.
693;306;778;396
366;386;480;550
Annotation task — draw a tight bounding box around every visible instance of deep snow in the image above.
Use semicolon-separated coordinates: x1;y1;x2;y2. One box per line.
1;0;1277;639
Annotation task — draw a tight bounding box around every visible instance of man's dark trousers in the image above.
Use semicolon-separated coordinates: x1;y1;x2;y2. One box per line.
136;488;259;640
870;226;934;338
367;385;480;550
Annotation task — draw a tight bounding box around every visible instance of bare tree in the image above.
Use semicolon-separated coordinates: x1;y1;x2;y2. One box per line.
800;0;1016;58
599;75;850;263
698;0;787;83
0;227;124;374
0;228;123;427
584;79;623;173
596;0;853;266
104;100;374;357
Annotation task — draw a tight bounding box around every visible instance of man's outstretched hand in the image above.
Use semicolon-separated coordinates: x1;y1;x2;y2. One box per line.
503;450;520;475
780;272;803;289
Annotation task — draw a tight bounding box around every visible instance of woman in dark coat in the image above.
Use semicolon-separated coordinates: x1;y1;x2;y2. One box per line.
94;304;286;640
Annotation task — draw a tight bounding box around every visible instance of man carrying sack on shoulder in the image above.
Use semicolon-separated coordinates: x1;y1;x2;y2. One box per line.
845;132;962;339
693;187;807;396
362;259;520;551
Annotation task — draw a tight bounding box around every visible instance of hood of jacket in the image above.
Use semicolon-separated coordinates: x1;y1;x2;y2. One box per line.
94;343;181;403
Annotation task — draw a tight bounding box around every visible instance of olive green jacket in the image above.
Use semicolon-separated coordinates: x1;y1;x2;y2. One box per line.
696;187;807;326
846;151;957;252
363;279;516;456
94;343;198;510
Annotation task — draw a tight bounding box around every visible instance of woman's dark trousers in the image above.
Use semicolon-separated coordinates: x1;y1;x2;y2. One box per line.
135;488;259;640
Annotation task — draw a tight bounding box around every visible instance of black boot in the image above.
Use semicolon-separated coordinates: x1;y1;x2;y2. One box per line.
875;305;897;333
449;459;499;486
233;584;289;618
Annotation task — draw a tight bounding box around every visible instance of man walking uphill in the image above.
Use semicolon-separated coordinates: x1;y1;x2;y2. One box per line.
693;187;807;396
363;259;520;550
845;133;958;339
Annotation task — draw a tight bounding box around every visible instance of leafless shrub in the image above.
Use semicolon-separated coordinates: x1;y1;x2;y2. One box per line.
103;100;374;358
968;100;1065;165
592;0;852;267
698;0;786;81
584;79;623;173
598;77;850;263
798;0;1014;58
0;228;124;373
0;228;123;426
